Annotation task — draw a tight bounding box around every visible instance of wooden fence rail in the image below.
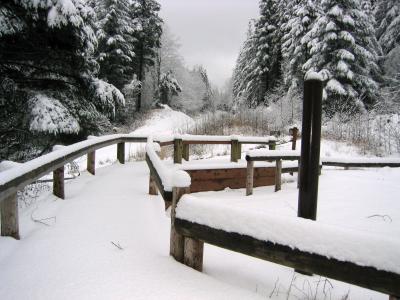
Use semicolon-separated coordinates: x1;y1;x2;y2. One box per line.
0;134;148;239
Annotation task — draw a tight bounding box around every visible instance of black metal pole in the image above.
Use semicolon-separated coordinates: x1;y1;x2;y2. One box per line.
298;78;323;221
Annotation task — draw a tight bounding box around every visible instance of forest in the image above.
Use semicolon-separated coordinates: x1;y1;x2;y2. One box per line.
0;0;399;161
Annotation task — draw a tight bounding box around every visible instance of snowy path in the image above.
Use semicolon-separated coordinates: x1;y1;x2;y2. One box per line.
0;161;398;299
0;162;264;300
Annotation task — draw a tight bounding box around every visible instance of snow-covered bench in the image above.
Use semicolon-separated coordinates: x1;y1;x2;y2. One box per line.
171;193;400;299
322;157;400;169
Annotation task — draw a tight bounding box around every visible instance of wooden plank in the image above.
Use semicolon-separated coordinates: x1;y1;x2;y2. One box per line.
117;142;125;164
170;187;190;263
145;155;172;202
174;139;183;164
175;218;400;297
184;237;204;271
182;140;231;145
186;167;275;181
53;166;65;199
189;176;275;193
87;151;95;175
246;161;254;196
0;193;19;239
275;159;282;192
246;155;300;162
322;161;400;168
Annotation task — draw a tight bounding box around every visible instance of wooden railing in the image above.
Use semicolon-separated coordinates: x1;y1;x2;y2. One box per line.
0;134;148;239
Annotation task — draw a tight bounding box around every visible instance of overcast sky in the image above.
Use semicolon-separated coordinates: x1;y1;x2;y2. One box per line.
157;0;259;89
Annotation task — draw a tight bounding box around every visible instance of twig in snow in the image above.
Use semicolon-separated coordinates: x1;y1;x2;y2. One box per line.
286;272;297;300
111;241;123;250
367;214;392;222
30;208;56;226
269;277;279;298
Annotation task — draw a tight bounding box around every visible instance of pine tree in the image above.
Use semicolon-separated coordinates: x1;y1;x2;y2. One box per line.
158;70;182;106
131;0;163;112
232;21;260;108
252;0;282;104
92;0;137;91
375;0;400;55
0;0;123;160
281;0;320;92
304;0;382;115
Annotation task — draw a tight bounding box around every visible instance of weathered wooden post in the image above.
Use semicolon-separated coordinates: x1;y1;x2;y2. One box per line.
87;151;96;175
117;142;125;164
182;143;189;161
174;138;183;164
0;193;20;239
170;186;190;262
275;159;282;192
184;236;204;271
291;127;299;150
53;166;65;199
148;174;158;195
246;160;254;196
269;141;276;150
298;74;323;221
230;139;240;162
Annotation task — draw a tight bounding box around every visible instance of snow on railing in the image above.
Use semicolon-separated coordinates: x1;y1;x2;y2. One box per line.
176;194;400;274
145;138;191;192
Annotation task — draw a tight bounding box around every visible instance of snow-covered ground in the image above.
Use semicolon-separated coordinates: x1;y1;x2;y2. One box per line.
0;160;398;299
1;106;399;299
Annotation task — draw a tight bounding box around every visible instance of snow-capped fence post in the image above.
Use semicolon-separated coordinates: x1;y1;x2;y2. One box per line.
298;74;323;221
170;186;190;262
117;143;125;164
174;138;183;164
275;159;282;192
182;143;189;161
230;139;240;162
246;160;254;196
53;166;65;199
0;193;19;239
87;151;95;175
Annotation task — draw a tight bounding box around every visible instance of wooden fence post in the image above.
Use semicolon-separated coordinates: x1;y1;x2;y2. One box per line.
269;141;276;150
174;139;183;164
0;193;19;239
53;166;65;199
170;186;190;262
275;159;282;192
231;139;240;162
87;151;95;175
184;236;204;271
149;174;158;195
182;143;189;161
291;127;299;150
117;142;125;164
298;77;323;221
246;160;254;196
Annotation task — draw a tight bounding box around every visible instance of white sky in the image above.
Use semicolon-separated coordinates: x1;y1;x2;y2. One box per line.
157;0;259;89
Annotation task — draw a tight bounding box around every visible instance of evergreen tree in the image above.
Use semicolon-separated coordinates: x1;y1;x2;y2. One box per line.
0;0;123;161
252;0;282;104
304;0;382;114
375;0;400;55
158;70;182;106
131;0;163;112
281;0;320;92
92;0;137;91
232;21;260;107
